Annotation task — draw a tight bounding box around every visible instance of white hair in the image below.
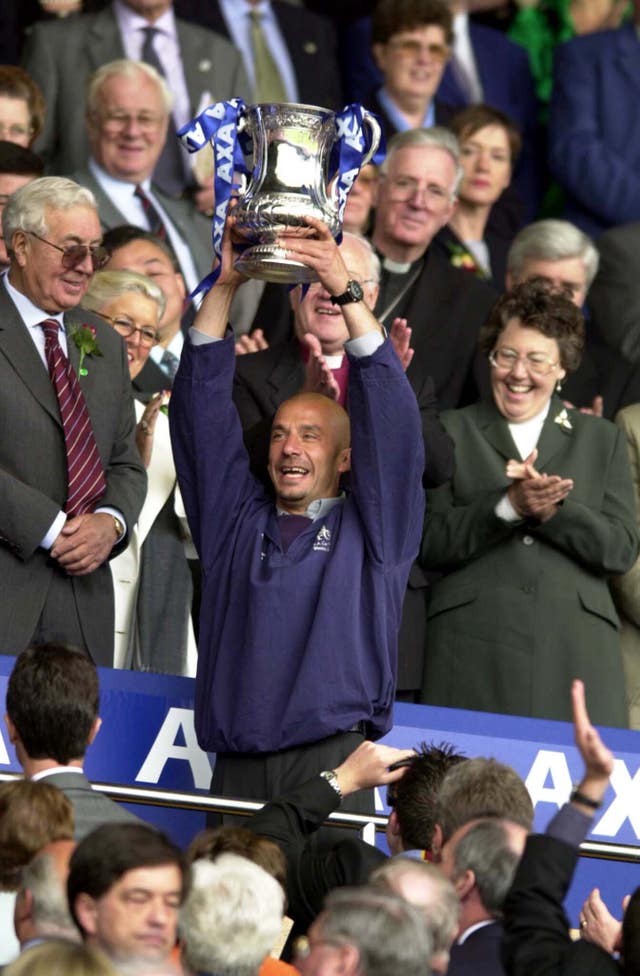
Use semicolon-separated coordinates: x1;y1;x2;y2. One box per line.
380;126;463;196
81;269;166;320
2;176;97;251
342;231;381;283
180;854;284;976
87;59;173;114
507;219;600;289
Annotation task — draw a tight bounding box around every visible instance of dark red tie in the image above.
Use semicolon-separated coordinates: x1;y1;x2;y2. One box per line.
40;319;107;517
134;185;168;241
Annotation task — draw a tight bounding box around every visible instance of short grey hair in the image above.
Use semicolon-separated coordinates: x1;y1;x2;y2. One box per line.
342;231;381;283
320;887;433;976
180;855;284;976
436;757;533;844
380;126;463;196
21;852;79;942
451;819;523;918
507;219;600;289
87;59;173;115
370;859;459;968
81;269;166;320
2;176;97;249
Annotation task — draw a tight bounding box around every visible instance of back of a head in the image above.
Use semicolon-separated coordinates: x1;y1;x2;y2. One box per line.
6;643;99;765
186;826;287;909
3;939;117;976
0;780;74;891
0;141;44;177
19;845;79;943
393;742;466;852
68;823;185;936
180;854;284;976
451;819;525;918
370;858;459;968
436;758;534;845
320;886;433;976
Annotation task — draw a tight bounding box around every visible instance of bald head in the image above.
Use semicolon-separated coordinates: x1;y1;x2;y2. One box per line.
268;393;351;514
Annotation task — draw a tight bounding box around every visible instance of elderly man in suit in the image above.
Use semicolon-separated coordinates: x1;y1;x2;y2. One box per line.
0;176;146;664
70;60;213;296
22;0;249;203
5;643;143;840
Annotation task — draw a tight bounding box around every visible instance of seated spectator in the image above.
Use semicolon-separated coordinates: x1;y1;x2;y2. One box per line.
81;270;196;675
419;281;639;726
502;680;627;976
68;822;187;969
438;818;528;976
434;104;521;290
293;887;433;976
5;643;143;839
3;940;118;976
0;140;44;268
504;219;640;419
180;854;285;976
0;67;45;150
14;840;79;950
71;60;212;293
367;0;455;139
0;779;73;965
102;225;190;391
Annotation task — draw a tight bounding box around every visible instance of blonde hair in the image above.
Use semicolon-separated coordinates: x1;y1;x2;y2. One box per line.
81;269;166;320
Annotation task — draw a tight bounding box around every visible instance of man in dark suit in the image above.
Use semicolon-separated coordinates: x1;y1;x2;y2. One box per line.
5;643;143;840
71;60;213;293
22;0;249;199
548;23;640;238
439;818;528;976
588;221;640;365
172;0;343;109
0;176;146;664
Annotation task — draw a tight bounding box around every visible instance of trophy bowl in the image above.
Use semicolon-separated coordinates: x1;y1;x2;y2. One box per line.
232;102;380;283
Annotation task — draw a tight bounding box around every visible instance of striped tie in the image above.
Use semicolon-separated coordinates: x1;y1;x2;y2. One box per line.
40;319;107;517
134;185;168;242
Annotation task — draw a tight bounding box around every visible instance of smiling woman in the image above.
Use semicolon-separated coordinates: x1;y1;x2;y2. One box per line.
419;279;639;727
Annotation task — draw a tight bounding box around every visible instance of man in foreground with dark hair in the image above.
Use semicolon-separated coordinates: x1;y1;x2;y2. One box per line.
68;822;186;969
4;642;142;839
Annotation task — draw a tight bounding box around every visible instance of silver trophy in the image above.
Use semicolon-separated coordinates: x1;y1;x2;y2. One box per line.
232;102;381;283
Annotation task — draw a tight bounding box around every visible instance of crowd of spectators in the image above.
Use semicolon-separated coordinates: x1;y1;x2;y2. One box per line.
0;1;640;970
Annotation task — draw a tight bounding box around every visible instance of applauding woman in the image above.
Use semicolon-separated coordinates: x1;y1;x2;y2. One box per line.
419;281;638;726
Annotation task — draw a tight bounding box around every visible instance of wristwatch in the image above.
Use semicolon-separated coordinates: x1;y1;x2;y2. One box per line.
319;769;343;797
112;516;124;541
330;279;364;306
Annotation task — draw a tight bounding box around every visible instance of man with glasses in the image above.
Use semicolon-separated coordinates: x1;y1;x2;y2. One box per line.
70;59;213;298
0;176;146;664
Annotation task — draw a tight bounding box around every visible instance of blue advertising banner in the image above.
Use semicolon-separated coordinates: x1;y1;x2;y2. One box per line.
0;658;637;924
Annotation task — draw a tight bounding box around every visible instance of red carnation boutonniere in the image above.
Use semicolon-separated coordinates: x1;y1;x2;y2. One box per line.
70;324;103;376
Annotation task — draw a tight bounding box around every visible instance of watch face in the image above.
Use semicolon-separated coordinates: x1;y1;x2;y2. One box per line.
348;279;364;302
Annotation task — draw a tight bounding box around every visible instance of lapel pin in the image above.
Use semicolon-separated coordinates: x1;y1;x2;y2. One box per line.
303;41;318;54
198;59;212;72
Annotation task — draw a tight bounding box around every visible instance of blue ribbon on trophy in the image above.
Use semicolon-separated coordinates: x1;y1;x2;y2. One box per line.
179;98;385;296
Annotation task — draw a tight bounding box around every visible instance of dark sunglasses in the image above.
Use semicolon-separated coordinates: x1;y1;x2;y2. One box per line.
28;231;109;271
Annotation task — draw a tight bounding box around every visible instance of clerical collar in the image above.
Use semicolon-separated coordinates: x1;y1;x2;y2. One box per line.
382;256;413;274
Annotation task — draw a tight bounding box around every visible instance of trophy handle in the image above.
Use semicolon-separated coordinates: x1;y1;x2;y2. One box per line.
360;110;382;168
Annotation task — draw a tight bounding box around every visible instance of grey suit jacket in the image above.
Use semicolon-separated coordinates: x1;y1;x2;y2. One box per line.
70;166;213;283
22;5;250;177
0;288;147;665
41;770;142;840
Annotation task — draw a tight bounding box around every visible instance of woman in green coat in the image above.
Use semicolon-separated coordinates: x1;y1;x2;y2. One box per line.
420;281;638;726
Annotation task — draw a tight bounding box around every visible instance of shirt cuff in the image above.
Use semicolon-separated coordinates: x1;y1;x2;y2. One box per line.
189;327;222;345
41;510;67;550
546;802;594;847
345;331;385;358
95;506;127;543
495;493;521;522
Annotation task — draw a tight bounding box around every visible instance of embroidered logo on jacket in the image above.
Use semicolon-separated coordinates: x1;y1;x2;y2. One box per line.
313;525;332;552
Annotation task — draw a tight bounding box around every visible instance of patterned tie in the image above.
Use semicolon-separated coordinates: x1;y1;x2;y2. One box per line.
140;25;188;197
249;8;288;103
134;185;168;241
40;319;107;517
161;348;180;380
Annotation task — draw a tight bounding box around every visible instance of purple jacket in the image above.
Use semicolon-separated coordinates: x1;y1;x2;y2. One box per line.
170;335;424;753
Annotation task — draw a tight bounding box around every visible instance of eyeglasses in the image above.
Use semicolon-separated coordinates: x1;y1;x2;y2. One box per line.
0;122;33;141
489;348;559;376
385;175;453;206
28;232;109;271
98;112;166;133
100;314;158;346
387;38;450;62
